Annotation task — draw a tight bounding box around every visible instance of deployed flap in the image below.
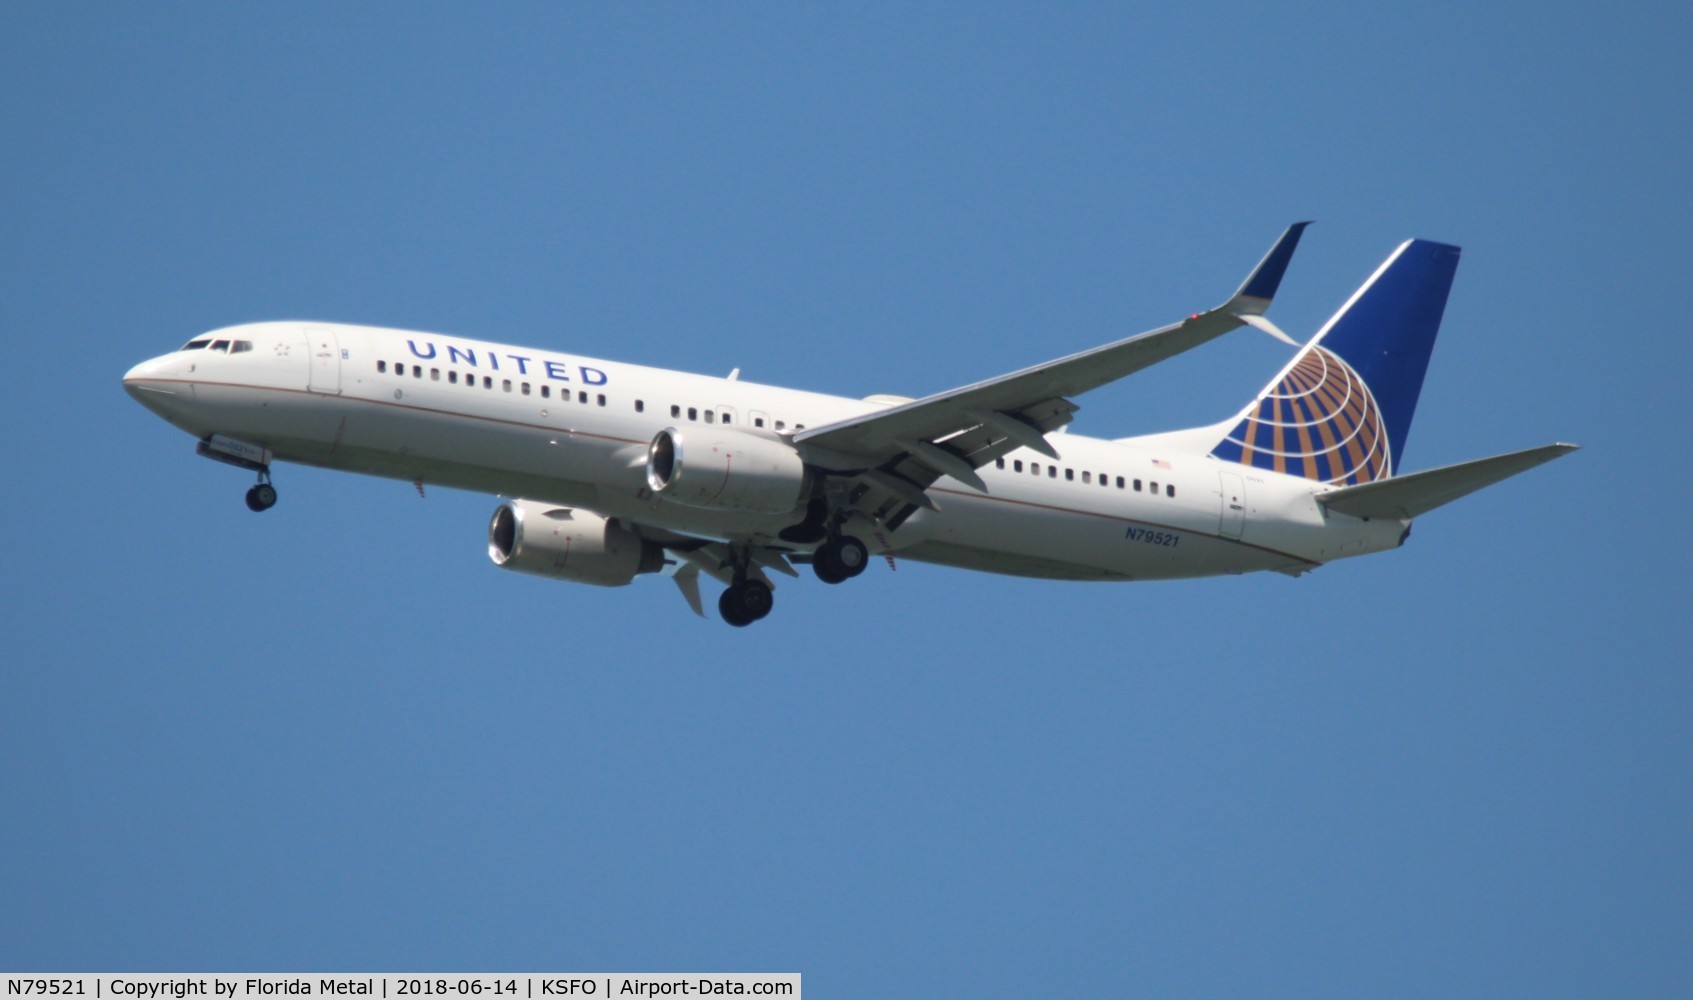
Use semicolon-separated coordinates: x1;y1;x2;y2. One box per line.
794;222;1311;475
671;564;706;618
1318;443;1578;520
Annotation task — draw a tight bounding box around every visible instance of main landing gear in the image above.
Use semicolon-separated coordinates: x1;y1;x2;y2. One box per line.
812;533;868;585
718;576;774;628
715;541;780;628
715;533;869;627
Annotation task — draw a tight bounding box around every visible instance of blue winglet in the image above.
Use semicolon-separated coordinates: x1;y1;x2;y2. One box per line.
1232;221;1312;306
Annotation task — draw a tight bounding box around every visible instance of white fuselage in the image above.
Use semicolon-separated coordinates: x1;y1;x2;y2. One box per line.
123;321;1408;581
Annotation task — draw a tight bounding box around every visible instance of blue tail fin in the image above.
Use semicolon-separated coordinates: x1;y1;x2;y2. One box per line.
1209;238;1460;484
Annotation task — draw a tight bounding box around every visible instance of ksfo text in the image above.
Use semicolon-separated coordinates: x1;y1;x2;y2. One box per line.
542;982;789;996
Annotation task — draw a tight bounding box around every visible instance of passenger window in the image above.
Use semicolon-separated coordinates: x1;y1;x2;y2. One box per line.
579;391;588;404
377;360;387;373
1116;476;1125;489
1082;471;1091;484
1048;466;1057;478
754;416;765;428
503;379;512;392
636;400;645;413
448;370;457;384
1065;468;1074;481
1031;463;1040;476
995;458;1005;469
719;409;728;423
671;404;681;418
688;407;698;421
704;410;714;423
1167;484;1176;498
413;366;423;378
431;368;440;381
1101;475;1110;488
599;395;606;407
540;384;548;398
1134;479;1142;492
1014;460;1023;473
483;376;493;389
775;420;786;431
1150;481;1158;493
795;424;805;431
521;382;531;395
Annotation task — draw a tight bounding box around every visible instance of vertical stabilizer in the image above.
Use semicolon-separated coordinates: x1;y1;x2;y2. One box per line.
1209;239;1460;484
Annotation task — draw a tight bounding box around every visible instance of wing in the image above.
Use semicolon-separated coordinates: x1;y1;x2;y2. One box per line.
792;222;1311;528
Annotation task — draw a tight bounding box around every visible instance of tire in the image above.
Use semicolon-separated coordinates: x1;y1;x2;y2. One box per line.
246;484;277;512
719;580;773;626
833;535;869;577
814;535;868;583
737;579;774;620
718;588;754;627
813;550;847;585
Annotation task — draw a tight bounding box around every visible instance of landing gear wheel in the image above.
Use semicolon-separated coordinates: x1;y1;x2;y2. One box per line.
245;483;278;512
718;579;774;627
718;588;753;627
813;557;848;585
813;535;869;584
833;535;868;577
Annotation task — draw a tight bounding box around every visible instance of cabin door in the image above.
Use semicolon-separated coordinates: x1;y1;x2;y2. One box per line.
307;327;342;395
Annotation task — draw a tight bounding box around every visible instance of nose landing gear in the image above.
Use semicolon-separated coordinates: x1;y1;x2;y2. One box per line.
245;475;278;512
197;436;278;512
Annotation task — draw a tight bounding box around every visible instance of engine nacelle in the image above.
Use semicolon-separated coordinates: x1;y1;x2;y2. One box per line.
487;501;664;587
646;426;810;514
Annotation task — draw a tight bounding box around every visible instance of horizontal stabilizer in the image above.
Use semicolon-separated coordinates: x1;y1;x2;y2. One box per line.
1317;443;1579;520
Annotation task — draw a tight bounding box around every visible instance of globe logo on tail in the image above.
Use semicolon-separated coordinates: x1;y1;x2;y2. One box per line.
1211;345;1391;485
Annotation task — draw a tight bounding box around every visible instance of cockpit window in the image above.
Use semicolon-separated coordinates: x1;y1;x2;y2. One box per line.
210;340;231;353
181;339;212;351
230;340;253;354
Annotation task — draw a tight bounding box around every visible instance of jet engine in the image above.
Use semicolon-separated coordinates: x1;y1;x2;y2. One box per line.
488;501;664;587
646;426;810;514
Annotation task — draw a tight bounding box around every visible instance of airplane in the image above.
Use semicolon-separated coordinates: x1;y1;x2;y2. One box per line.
122;224;1576;626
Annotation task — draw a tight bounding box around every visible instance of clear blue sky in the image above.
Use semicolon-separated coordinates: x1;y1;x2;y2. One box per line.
3;2;1688;995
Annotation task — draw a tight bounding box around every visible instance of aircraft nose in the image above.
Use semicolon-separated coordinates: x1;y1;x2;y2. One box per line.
124;356;161;391
123;355;182;415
